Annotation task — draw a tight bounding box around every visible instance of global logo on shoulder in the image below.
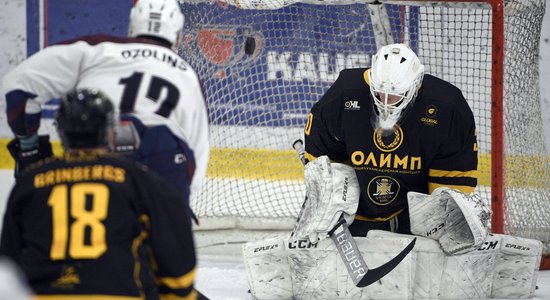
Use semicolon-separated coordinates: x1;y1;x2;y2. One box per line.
421;105;438;126
344;100;361;110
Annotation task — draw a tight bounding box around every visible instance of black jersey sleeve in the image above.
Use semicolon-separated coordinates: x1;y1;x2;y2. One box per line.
132;167;197;299
428;92;478;194
0;185;24;261
304;73;349;163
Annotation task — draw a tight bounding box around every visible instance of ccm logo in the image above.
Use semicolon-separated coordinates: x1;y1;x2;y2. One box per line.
426;223;444;237
288;240;318;249
478;241;498;251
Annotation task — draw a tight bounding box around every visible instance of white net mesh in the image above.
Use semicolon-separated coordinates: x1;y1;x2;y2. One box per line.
180;0;549;262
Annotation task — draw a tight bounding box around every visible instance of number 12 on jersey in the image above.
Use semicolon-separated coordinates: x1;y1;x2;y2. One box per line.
119;72;180;118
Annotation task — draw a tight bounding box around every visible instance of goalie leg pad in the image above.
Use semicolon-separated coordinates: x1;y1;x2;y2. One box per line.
370;230;495;299
243;232;542;299
244;235;415;299
487;234;543;299
242;238;293;300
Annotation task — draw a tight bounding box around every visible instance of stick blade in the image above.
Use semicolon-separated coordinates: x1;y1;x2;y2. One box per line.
356;237;416;287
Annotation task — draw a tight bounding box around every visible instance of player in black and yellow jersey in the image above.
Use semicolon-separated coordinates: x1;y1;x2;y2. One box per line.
0;89;197;299
304;43;478;236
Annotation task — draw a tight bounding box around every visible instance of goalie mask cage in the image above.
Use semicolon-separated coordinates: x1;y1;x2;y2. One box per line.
180;0;549;269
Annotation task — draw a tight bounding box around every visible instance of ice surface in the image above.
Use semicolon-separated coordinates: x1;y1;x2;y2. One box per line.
0;170;549;299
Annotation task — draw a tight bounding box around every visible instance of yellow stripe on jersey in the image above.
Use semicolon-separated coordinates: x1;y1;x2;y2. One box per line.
34;295;141;300
132;215;149;298
428;169;478;179
355;209;404;222
428;182;475;195
157;268;196;290
160;290;197;300
303;151;317;163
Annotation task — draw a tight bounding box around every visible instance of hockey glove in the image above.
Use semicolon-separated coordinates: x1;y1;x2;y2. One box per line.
7;135;53;178
113;121;141;153
408;187;491;255
292;156;360;243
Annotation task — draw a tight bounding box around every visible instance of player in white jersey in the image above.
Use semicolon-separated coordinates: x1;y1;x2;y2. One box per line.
1;0;209;220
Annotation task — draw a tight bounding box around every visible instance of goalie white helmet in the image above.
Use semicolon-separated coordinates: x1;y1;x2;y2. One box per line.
128;0;184;46
368;44;425;129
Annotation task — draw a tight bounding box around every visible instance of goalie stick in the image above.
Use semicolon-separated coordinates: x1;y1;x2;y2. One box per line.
291;139;416;287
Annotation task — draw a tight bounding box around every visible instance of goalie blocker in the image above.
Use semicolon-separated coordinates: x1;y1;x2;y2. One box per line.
243;231;543;299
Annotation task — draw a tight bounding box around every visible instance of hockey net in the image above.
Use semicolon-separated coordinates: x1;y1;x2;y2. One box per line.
180;0;549;268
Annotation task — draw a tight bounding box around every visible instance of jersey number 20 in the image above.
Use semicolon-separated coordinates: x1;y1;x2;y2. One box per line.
48;183;109;260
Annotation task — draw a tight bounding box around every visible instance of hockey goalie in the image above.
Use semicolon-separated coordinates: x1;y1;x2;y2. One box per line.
244;44;543;299
243;156;543;299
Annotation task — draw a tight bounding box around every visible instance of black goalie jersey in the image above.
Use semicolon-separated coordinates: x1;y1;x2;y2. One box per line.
0;153;197;300
304;68;478;234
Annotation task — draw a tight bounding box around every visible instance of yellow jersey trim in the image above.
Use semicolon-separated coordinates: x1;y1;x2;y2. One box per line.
157;268;196;289
160;290;197;300
363;69;371;86
33;296;141;300
355;209;404;222
428;169;478;179
132;215;149;298
303;151;317;163
428;183;475;195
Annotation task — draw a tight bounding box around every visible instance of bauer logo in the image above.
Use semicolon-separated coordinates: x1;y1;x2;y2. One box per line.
344;101;360;110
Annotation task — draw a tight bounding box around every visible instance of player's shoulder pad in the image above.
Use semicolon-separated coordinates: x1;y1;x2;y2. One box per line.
312;68;369;113
54;34;159;47
17;156;61;180
419;74;464;102
417;74;474;121
101;154;150;172
335;68;371;91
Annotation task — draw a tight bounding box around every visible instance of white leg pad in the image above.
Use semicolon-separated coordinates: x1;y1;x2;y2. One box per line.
288;235;414;299
242;238;294;299
488;234;543;299
242;231;542;299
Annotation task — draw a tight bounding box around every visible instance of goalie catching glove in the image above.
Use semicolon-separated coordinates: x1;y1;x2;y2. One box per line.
408;187;492;255
292;156;360;243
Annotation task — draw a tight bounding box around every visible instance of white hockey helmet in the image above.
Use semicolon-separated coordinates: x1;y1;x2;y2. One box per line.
368;43;424;129
128;0;184;46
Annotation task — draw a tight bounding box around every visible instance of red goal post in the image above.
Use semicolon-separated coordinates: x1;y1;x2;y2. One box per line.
180;0;549;269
